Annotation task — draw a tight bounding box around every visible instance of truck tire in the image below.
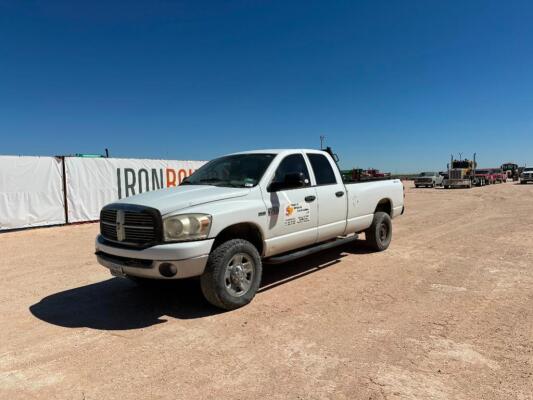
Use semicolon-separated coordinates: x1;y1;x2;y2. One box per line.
201;239;262;310
364;212;392;252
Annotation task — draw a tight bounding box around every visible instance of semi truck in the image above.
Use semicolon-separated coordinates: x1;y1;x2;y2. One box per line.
442;154;478;189
95;148;405;310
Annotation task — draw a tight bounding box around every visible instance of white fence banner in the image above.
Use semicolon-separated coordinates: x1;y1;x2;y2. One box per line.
65;157;206;223
0;156;65;230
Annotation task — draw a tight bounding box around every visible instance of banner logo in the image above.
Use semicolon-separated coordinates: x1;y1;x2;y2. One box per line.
116;167;197;199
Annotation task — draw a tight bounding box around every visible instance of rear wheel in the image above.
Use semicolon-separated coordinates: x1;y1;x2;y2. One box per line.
201;239;262;310
364;212;392;252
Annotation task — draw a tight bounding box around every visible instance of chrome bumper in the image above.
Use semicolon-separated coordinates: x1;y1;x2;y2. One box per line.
443;179;471;187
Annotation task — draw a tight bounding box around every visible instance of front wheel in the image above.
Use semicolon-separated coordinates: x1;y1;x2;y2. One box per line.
364;211;392;252
201;239;262;310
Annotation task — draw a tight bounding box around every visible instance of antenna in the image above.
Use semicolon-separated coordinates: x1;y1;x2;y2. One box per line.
320;135;326;150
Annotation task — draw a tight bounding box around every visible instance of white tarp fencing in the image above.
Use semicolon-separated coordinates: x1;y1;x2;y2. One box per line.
0;156;206;230
0;156;65;230
66;157;206;222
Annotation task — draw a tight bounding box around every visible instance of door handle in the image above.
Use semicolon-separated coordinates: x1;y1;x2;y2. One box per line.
335;191;345;197
304;195;316;202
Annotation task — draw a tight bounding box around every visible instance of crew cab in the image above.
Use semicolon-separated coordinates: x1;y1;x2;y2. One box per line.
95;149;405;310
414;172;443;188
520;167;533;184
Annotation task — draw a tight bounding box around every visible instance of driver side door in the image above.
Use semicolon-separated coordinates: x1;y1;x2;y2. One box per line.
263;153;318;257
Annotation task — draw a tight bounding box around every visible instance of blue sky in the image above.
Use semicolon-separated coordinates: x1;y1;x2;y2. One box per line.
1;1;533;172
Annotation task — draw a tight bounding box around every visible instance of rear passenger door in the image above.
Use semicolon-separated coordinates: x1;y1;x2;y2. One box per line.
306;153;348;242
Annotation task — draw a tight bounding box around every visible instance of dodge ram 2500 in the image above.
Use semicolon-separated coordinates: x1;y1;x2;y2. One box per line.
95;149;405;310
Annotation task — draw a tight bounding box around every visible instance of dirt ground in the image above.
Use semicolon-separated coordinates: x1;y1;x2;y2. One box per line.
1;182;532;400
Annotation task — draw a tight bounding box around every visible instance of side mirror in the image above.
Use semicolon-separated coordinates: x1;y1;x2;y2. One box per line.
269;172;306;192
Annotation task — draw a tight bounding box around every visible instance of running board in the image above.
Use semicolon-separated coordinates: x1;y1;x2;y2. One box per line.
264;234;359;265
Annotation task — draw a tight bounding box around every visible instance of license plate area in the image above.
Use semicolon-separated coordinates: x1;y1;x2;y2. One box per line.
98;256;126;277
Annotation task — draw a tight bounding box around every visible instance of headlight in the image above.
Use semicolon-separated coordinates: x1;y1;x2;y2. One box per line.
163;214;212;242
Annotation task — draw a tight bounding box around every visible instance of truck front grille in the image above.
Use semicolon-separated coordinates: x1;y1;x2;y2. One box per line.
99;205;162;247
450;170;462;180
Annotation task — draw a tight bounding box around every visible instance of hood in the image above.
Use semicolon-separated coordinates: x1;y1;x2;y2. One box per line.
116;185;250;215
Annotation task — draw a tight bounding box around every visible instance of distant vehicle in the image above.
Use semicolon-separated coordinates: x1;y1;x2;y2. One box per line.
520;167;533;184
489;168;506;183
414;172;443;188
501;163;519;181
442;155;478;189
473;169;495;186
341;168;391;182
365;168;391;178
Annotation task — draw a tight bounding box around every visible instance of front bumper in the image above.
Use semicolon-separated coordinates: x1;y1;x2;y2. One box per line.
414;180;434;185
443;179;471;187
95;235;214;279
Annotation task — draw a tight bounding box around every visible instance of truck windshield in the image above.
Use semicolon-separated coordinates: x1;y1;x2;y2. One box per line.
182;153;276;188
452;161;471;168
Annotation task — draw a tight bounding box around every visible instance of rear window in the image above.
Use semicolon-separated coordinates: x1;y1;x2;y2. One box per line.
307;153;337;185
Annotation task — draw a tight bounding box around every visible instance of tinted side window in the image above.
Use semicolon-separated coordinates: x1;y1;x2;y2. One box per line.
273;154;310;185
307;154;337;185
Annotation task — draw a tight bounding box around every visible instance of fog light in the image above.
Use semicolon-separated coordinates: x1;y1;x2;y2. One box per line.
159;262;177;278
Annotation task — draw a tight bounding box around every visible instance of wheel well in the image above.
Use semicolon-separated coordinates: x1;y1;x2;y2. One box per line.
213;223;264;255
375;199;392;216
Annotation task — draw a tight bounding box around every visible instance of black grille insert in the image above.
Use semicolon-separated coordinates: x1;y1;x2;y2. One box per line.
99;204;162;247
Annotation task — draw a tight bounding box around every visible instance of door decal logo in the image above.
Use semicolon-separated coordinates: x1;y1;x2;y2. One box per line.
284;202;311;226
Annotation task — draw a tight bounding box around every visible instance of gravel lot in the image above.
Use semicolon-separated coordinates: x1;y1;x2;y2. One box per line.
1;182;532;400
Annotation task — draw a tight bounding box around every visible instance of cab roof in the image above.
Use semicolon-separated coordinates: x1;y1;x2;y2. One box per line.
229;149;329;156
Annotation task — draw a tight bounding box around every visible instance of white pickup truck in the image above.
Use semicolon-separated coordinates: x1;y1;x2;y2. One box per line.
96;149;405;309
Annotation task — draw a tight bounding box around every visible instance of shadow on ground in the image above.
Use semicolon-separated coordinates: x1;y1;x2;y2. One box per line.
30;240;371;330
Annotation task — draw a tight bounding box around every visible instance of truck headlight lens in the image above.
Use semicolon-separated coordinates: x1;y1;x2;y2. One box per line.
163;214;212;242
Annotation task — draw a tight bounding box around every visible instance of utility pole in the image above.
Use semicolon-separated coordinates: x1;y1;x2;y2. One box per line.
320;135;325;150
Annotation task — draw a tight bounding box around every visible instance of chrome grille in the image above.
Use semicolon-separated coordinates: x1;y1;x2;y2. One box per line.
100;206;159;246
450;170;462;180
